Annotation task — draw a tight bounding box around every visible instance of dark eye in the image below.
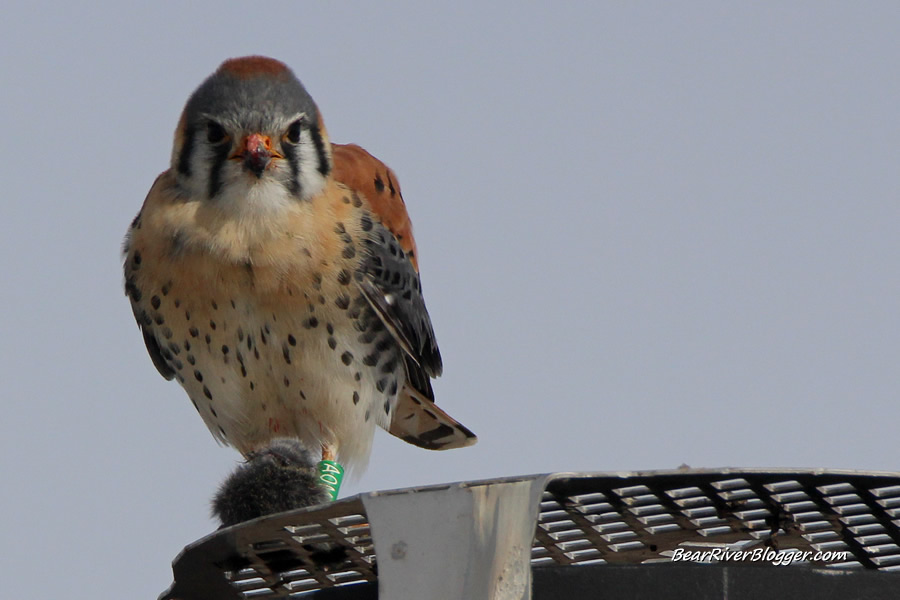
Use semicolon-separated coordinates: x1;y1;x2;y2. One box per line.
206;121;227;144
285;120;303;144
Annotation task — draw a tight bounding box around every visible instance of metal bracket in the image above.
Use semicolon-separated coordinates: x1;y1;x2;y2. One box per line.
363;476;550;600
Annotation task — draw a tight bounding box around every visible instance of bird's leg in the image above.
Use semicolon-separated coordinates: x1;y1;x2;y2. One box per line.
322;445;335;462
317;444;344;501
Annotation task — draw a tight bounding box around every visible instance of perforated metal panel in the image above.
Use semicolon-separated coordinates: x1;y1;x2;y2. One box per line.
159;469;900;600
535;470;900;570
162;498;377;599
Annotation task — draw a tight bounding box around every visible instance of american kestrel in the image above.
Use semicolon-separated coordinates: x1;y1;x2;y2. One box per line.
123;56;476;473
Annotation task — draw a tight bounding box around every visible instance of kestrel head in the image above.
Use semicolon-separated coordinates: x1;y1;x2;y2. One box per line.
171;56;333;206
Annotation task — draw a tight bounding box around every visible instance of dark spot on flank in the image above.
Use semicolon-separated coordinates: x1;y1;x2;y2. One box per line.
389;380;398;395
328;337;337;350
337;269;351;285
299;390;306;400
154;314;165;326
352;193;363;208
125;280;141;302
342;245;356;259
363;354;379;367
335;294;350;310
237;327;244;341
167;341;180;355
352;391;360;405
210;405;218;418
282;344;291;364
383;399;391;415
132;250;142;266
334;222;346;234
250;381;255;390
326;323;334;335
205;334;212;344
312;272;322;290
240;365;247;377
354;372;361;382
211;300;218;310
203;386;212;399
365;410;371;422
189;327;199;338
376;379;387;393
209;320;216;330
161;283;170;296
184;340;191;351
150;296;161;310
341;351;353;365
342;195;350;204
303;317;319;329
284;377;290;387
187;354;195;365
185;310;191;321
194;370;203;382
288;334;296;346
161;327;173;340
221;345;229;355
360;214;373;232
219;425;227;437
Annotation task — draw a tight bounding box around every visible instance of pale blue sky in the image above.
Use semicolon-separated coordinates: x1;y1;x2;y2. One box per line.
3;2;900;596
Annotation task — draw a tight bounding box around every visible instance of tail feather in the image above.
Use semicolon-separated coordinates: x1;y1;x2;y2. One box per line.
389;387;477;450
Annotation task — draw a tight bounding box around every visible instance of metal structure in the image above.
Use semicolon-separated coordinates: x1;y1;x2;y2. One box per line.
159;469;900;599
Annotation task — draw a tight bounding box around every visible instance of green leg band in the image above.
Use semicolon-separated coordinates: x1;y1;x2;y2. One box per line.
317;460;344;501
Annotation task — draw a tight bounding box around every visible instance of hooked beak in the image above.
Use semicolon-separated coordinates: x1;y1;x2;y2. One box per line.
234;133;282;177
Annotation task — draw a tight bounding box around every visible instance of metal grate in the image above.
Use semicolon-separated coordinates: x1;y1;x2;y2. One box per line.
534;470;900;570
162;498;377;599
159;469;900;599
